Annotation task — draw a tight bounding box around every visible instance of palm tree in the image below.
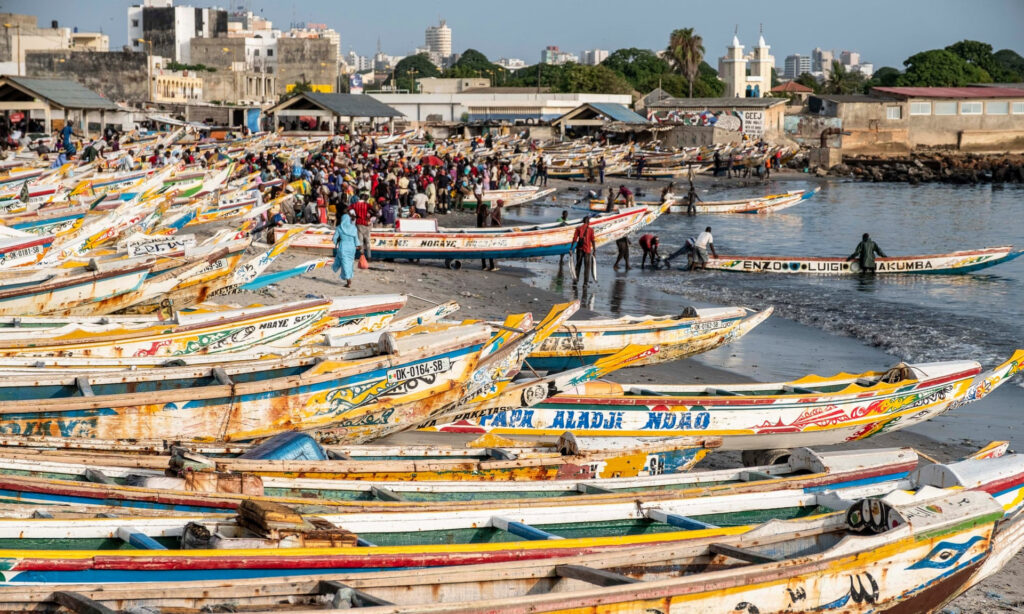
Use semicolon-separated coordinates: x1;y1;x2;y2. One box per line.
824;60;864;95
666;28;705;98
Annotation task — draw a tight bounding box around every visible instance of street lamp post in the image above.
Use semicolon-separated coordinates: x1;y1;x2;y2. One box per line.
137;39;153;102
3;23;22;76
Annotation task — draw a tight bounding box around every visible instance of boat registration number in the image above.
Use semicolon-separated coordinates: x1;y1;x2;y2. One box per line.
388;358;452;384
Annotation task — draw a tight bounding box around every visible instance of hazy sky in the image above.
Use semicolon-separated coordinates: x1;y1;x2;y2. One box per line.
7;0;1023;69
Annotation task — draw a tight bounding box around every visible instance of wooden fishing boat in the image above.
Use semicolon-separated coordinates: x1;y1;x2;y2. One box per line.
276;205;667;263
667;186;819;214
0;260;155;316
0;296;406;358
0;303;580;442
18;489;1015;613
427;351;1024;452
458;187;558;210
0;441;937;504
0;454;1014;584
522;306;771;372
705;245;1023;275
0;229;54;268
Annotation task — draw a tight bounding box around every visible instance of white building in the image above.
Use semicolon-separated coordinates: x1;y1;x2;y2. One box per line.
812;47;833;77
288;23;341;60
581;49;609;66
425;19;452;59
127;0;227;63
840;50;860;67
852;63;874;77
783;54;812;80
368;91;632;124
496;57;526;70
541;45;578;65
718;31;774;98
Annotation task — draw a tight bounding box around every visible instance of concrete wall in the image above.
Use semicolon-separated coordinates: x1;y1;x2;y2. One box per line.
784;115;843;147
661;125;742;148
25;49;148;103
276;37;337;97
905;97;1024;150
201;70;276;105
190;37;246;68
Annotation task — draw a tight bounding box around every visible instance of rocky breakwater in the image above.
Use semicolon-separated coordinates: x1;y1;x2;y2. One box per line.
830;153;1024;185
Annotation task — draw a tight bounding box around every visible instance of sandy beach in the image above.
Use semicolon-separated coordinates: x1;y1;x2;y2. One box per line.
207;183;1022;611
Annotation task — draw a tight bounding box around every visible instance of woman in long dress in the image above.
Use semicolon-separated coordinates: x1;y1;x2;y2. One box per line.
332;210;358;288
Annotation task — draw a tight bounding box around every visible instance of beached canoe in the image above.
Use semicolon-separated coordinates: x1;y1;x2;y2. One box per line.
0;296;406;358
427;351;1024;451
704;245;1023;275
276;205;668;262
0;303;581;442
0;441;934;504
6;489;1014;611
0;453;1014;584
457;187;558;210
668;186;820;214
520;306;771;372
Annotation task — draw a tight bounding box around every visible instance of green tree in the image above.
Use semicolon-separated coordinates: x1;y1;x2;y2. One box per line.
823;60;866;94
993;49;1024;81
945;40;1015;81
386;53;441;91
665;28;705;97
694;61;724;97
446;49;501;80
601;48;670;93
794;72;821;94
559;64;633;95
866;66;902;88
899;49;991;86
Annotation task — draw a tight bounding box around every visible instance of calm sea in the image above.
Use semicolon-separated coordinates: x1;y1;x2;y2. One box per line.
511;179;1024;448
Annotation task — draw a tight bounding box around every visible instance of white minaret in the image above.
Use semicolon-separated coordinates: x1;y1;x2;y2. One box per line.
718;27;747;98
750;26;774;97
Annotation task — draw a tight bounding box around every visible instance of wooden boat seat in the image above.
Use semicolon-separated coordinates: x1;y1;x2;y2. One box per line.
644;508;719;530
555;564;639;587
705;387;741;396
782;385;818;395
577;483;615;494
74;376;94;397
739;470;773;482
369;485;404;502
51;592;116;614
491;516;563;540
708;543;781;565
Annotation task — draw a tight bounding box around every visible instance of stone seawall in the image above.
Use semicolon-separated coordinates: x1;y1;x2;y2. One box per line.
827;153;1024;184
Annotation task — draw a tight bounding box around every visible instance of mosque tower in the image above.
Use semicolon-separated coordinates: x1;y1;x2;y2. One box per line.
718;27;747;98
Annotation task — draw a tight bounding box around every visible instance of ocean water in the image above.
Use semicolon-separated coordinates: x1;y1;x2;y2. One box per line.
510;179;1024;448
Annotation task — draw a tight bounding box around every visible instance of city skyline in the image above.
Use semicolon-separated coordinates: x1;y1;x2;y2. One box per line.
4;0;1022;72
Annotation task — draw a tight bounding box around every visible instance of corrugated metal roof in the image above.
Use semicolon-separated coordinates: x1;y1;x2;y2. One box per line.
873;86;1024;99
273;93;402;118
588;103;648;124
2;76;120;110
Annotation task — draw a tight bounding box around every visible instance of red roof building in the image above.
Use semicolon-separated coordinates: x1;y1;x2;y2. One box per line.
771;80;814;93
872;86;1024;99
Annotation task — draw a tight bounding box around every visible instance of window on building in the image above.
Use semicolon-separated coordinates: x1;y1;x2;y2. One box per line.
886;106;902;120
986;101;1008;114
254;50;259;57
934;101;957;115
267;49;273;57
132;19;139;27
1013;102;1024;114
133;40;140;48
909;102;931;115
960;101;982;115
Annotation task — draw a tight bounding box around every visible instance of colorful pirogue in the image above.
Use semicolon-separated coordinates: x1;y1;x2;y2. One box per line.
0;451;1015;584
276;204;668;263
704;245;1022;275
15;489;1015;612
427;351;1024;450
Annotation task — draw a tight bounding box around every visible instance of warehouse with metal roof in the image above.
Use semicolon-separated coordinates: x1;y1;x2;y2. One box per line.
0;75;125;136
267;92;403;134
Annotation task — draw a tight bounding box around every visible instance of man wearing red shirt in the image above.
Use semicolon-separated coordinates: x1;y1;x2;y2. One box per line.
349;198;375;260
572;216;597;287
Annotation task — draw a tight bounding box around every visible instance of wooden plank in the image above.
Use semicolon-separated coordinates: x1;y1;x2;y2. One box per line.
317;580;394;607
706;387;742;396
115;526;167;550
356;537;377;547
709;543;780;565
783;385;818;395
370;486;405;502
491;516;563;540
739;470;774;482
211;367;233;387
577;483;615;494
555;564;638;587
485;447;518;460
52;591;117;614
644;508;718;530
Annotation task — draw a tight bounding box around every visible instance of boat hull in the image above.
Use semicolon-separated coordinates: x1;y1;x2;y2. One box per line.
707;246;1022;275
